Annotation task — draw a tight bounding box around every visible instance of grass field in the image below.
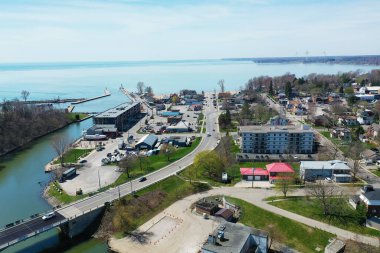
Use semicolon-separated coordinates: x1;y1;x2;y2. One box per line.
269;197;380;237
226;197;333;253
47;181;87;204
53;149;93;164
111;137;201;186
111;176;210;236
66;113;89;122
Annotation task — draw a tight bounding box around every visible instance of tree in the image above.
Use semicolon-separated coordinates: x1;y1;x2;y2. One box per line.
193;150;223;180
344;87;355;95
119;155;138;178
354;125;365;140
51;135;71;167
136;82;145;94
161;144;176;161
285;81;292;99
274;173;295;198
215;136;236;170
347;95;358;106
351;160;360;182
268;81;274;96
218;79;225;93
240;101;251;123
21;90;30;102
306;181;342;215
145;86;154;97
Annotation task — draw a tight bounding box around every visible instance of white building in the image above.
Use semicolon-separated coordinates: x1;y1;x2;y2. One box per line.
300;160;351;182
239;125;314;154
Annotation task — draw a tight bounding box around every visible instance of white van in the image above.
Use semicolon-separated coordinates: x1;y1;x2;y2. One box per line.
42;211;55;220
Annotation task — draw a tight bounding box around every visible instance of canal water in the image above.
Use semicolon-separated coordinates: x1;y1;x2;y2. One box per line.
0;119;108;252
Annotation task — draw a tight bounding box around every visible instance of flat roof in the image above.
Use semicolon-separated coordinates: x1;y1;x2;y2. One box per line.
239;124;313;133
201;222;268;253
95;102;140;118
300;160;350;171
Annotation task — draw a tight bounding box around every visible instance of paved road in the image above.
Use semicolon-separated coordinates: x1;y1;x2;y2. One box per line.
59;93;220;218
0;213;66;250
194;187;380;247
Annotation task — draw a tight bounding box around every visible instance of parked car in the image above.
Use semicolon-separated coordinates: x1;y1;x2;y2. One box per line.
79;160;87;164
139;177;147;182
42;211;55;221
325;177;332;183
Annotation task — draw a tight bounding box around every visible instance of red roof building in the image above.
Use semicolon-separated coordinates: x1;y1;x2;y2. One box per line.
240;168;269;181
266;163;295;183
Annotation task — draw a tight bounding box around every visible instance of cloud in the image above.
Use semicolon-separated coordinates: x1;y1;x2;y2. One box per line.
0;0;379;62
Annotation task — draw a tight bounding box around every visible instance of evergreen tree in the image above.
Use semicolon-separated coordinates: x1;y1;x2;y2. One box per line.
285;81;292;99
269;81;274;96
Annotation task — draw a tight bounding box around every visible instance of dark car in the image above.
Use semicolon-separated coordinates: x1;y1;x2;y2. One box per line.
139;177;147;182
79;160;87;164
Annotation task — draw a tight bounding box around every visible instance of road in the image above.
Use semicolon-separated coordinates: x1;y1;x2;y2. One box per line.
58;93;220;218
0;213;66;249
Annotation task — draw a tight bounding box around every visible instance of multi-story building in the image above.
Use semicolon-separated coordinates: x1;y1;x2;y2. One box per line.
239;125;314;154
93;102;141;131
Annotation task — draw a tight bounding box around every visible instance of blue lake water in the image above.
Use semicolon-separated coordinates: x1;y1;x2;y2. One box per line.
0;59;379;252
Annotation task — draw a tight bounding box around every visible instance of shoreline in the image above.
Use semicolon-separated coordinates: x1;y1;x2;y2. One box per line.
0;115;92;160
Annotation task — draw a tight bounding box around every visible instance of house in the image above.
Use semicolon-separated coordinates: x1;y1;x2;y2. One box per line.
357;109;374;125
166;121;192;133
360;149;380;165
351;185;380;216
195;199;219;215
240;168;269;181
330;127;351;142
201;222;269;253
135;134;158;150
218;92;231;99
268;115;289;126
338;116;357;126
300;160;351;182
266;163;295;184
367;123;380;139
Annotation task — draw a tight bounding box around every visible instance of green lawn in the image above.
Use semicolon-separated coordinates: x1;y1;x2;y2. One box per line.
372;170;380;177
269;197;380;237
112;176;210;236
320;131;349;154
53;149;93;164
226;197;333;253
47;181;87;204
180;155;300;186
66;112;89;122
111;137;201;187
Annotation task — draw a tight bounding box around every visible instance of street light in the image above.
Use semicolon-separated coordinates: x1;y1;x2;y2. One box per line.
252;159;255;188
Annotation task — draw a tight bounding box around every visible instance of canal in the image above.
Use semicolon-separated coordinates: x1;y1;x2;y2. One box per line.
0;119;108;253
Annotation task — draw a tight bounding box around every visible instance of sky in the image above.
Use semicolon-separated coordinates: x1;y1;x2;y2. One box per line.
0;0;379;63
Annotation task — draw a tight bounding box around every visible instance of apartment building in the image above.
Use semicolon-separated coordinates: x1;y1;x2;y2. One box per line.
239;125;314;154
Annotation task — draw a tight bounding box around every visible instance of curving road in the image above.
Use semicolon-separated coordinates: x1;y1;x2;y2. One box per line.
58;93;220;218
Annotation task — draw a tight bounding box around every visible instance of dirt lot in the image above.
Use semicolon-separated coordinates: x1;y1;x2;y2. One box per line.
109;193;219;253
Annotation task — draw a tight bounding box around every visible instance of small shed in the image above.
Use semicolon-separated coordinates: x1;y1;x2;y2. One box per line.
215;208;234;221
195;199;219;215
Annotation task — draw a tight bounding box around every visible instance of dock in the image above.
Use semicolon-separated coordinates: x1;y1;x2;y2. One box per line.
71;89;111;105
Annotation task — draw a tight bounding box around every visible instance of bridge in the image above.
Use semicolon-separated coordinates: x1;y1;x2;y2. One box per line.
0;94;219;251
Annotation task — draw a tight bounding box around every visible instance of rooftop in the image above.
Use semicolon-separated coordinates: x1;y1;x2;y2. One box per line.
300;160;350;171
240;168;269;176
201;222;268;253
136;134;158;147
95;102;140;118
266;163;295;173
362;189;380;200
239;124;313;133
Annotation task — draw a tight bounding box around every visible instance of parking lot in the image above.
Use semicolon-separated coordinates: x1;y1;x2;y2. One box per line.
140;104;201;134
236;153;316;162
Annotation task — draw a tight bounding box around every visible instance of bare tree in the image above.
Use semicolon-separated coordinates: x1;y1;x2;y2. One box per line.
136;82;145;94
21;90;30;102
218;79;225;93
161;144;176;161
351;160;360;182
51;135;71;167
119;154;138;178
274;173;295;198
306;181;342;215
145;86;154;97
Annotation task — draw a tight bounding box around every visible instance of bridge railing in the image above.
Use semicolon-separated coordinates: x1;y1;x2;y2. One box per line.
0;218;69;251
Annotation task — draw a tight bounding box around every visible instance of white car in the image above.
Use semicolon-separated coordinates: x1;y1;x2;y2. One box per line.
42;211;55;220
325;177;333;183
207;132;211;137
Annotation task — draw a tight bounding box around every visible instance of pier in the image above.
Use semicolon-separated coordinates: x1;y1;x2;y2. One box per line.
71;89;111;104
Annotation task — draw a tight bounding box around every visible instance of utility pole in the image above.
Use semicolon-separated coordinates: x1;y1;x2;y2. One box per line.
98;170;101;190
252;159;255;188
118;185;121;199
